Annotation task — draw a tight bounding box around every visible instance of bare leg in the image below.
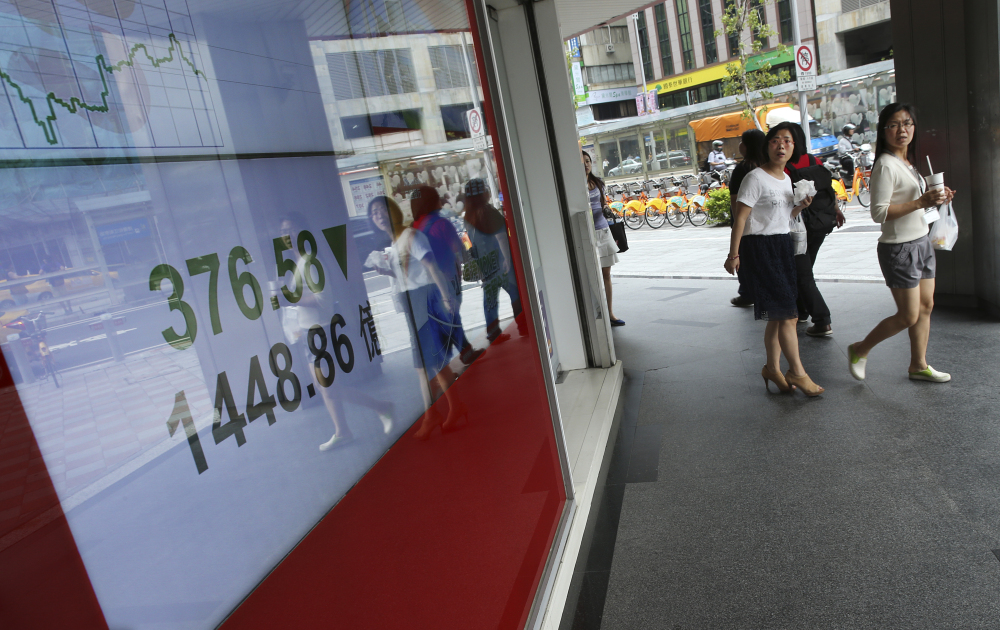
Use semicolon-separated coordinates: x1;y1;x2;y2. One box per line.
777;318;806;376
854;286;921;358
764;320;782;373
602;266;616;320
906;279;935;372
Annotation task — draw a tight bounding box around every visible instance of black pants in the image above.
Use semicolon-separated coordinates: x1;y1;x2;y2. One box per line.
736;238;753;299
795;231;831;326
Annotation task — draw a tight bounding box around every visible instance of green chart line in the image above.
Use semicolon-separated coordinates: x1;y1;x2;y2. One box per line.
0;33;205;146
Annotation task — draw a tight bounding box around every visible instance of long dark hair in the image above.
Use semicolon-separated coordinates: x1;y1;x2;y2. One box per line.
874;102;917;165
762;122;803;165
583;150;605;196
740;129;767;170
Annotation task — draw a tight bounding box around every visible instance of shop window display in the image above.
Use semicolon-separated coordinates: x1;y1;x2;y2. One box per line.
0;1;566;629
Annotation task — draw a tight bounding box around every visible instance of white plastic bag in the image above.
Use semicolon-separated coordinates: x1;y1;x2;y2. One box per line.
928;202;958;251
789;214;808;256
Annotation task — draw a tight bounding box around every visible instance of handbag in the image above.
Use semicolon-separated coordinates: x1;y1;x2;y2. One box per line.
608;221;629;253
928;201;958;251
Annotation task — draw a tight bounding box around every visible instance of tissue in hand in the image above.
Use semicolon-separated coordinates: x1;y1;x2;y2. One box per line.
793;180;816;204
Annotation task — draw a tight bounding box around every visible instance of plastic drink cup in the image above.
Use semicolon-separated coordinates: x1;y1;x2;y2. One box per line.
923;172;944;223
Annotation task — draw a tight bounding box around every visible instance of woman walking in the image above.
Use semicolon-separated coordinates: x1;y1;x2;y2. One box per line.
847;103;954;382
724;122;824;396
583;151;624;326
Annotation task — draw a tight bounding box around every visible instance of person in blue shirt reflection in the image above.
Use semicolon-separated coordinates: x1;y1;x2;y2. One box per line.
410;185;485;367
277;213;394;451
366;196;469;438
462;178;525;342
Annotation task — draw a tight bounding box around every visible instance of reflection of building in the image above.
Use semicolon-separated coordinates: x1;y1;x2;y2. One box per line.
310;33;492;217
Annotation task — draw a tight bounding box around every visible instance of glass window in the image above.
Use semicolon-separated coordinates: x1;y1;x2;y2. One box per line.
429;45;471;90
654;4;675;77
645;130;670;173
699;0;718;64
676;0;696;71
585;63;635;84
599;139;621;174
636;12;654;82
0;1;566;628
752;0;768;49
724;0;740;58
617;136;642;172
777;0;793;43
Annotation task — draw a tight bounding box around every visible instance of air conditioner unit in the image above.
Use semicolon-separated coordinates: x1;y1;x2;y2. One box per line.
605;44;615;53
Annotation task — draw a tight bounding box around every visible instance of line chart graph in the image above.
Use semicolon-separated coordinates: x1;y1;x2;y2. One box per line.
0;0;222;149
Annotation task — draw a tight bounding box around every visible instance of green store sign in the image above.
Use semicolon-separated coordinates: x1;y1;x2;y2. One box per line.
746;48;793;72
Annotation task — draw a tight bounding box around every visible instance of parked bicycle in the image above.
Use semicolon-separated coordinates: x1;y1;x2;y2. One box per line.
663;175;709;227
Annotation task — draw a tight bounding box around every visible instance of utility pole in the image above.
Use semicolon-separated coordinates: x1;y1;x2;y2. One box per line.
789;0;811;152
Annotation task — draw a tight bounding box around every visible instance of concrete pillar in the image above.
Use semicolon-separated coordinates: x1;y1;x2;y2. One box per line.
890;0;1000;315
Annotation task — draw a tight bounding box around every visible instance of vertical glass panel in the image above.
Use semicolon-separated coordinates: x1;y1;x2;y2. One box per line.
654;4;674;77
676;0;696;71
0;1;566;628
699;0;718;64
615;136;641;178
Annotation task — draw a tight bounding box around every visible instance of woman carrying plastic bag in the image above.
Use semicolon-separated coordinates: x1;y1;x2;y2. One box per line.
847;103;956;384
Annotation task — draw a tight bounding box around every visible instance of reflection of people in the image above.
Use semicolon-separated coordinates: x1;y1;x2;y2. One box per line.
729;129;766;308
583;151;624;327
366;196;468;437
411;185;484;365
708;140;727;172
724;122;823;397
848;103;955;384
462;178;524;343
277;213;394;451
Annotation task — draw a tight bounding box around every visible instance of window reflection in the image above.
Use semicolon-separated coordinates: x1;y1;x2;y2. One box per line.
0;0;528;628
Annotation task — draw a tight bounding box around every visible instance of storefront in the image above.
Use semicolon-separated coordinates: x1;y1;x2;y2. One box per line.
0;1;619;628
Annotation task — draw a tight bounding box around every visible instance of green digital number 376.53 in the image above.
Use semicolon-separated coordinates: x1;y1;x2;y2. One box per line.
149;264;197;350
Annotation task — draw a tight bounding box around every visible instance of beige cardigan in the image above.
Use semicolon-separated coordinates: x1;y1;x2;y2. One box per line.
869;152;929;244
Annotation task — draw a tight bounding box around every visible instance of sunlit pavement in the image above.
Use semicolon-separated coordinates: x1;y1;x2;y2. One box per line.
611;202;881;284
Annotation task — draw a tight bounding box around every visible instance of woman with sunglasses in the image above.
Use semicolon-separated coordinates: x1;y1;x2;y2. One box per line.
847;104;955;382
724;122;823;396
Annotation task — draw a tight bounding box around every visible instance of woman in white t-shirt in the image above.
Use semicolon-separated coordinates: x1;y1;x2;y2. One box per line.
367;196;469;438
846;103;955;383
724;122;823;396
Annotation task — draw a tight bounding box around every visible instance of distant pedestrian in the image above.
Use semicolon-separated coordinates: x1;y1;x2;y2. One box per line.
724;122;823;396
583;150;624;326
847;103;955;383
728;129;766;308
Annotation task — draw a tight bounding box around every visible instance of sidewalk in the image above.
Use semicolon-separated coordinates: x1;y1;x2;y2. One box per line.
611;203;882;283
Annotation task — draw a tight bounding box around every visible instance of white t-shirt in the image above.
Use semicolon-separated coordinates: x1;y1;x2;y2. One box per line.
736;168;795;236
388;228;434;291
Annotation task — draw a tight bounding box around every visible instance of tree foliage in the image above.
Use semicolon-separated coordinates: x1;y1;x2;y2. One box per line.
717;0;790;129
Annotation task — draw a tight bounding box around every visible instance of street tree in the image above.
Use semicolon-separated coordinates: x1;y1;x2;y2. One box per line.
717;0;790;129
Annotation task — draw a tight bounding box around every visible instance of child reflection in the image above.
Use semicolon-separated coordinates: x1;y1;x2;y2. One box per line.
462;178;525;342
277;213;394;452
366;196;468;438
410;185;484;367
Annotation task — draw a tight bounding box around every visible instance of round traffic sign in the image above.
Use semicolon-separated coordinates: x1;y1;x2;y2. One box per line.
469;109;482;135
796;45;813;73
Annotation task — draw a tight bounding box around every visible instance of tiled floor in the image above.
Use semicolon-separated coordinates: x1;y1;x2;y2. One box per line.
572;277;1000;629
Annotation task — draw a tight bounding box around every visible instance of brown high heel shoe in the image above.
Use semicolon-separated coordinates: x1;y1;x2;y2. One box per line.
784;371;825;397
762;366;792;393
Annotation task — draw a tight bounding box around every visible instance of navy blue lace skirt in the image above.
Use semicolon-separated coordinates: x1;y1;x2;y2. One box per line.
741;234;798;321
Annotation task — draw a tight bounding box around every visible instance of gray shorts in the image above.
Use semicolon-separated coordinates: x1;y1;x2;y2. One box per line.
877;234;935;289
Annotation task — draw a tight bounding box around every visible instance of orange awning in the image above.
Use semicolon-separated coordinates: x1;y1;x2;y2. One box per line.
688;103;790;141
